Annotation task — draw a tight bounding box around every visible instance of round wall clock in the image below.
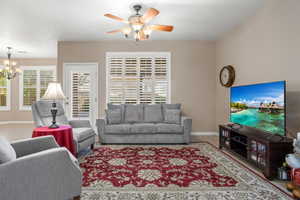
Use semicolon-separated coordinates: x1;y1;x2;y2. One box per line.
219;65;235;87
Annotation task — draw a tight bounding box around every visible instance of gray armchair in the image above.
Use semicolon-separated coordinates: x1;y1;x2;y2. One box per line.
0;136;82;200
32;101;96;154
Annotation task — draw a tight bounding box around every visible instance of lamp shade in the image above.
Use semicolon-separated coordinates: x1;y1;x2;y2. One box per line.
42;82;66;100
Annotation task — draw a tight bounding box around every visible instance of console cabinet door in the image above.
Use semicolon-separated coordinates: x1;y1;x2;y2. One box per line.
220;128;231;148
248;139;267;168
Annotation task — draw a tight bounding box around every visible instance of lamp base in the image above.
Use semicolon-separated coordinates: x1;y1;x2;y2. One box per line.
48;123;59;129
49;102;59;129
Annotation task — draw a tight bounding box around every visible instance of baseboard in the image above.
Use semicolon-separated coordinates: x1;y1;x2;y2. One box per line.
0;121;34;125
191;132;218;136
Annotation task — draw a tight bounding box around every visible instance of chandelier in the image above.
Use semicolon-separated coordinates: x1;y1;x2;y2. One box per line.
0;47;21;80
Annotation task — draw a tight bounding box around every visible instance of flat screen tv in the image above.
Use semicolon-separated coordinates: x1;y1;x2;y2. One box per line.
230;81;286;136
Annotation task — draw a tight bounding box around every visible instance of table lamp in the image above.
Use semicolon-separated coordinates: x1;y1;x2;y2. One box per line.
42;82;66;129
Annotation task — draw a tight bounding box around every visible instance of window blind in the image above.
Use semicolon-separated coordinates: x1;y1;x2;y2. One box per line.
107;52;170;104
0;74;10;110
71;72;90;118
20;66;56;109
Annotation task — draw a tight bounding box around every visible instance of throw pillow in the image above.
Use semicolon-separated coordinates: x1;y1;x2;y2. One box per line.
107;103;125;122
124;104;144;123
106;109;122;124
0;137;17;164
162;104;181;120
144;104;163;123
164;109;181;124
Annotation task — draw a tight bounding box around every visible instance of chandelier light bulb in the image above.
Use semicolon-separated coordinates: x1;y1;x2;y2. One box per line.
122;27;132;38
143;28;152;38
134;32;140;41
122;27;132;35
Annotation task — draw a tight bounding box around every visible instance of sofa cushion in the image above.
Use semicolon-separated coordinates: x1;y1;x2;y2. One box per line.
105;124;131;134
162;104;181;120
144;104;163;123
0;137;17;164
130;123;157;134
106;109;122;124
108;104;125;122
124;104;144;123
73;128;95;142
156;123;183;133
164;109;181;124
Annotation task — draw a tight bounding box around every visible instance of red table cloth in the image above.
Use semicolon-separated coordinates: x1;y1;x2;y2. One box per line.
32;125;76;155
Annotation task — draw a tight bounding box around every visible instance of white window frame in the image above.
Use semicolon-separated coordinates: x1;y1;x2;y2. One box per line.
19;66;57;111
106;52;171;105
0;65;11;111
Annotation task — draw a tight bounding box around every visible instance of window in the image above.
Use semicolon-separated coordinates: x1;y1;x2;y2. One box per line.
0;66;11;110
106;52;170;104
19;66;56;110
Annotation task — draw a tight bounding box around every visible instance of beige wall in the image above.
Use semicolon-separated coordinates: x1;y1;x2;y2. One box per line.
0;58;57;121
58;40;216;132
216;0;300;136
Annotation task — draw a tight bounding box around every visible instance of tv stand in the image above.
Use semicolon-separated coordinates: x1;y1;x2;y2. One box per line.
219;124;293;179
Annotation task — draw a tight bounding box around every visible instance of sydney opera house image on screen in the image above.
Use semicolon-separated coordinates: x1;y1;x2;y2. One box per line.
230;81;285;136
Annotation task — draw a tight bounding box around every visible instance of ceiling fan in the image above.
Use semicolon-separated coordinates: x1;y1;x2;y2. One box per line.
104;5;174;41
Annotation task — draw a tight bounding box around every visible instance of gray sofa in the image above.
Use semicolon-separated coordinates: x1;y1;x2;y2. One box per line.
0;136;81;200
32;100;96;155
96;104;192;144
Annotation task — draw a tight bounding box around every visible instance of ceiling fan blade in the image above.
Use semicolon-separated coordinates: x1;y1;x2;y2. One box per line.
104;14;128;23
141;8;159;23
149;25;174;32
106;29;123;34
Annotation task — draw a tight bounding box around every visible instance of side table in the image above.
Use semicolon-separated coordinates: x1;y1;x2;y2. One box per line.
32;125;76;156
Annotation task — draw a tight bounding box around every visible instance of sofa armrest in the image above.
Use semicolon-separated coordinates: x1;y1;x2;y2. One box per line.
181;116;192;144
69;120;92;128
11;136;59;158
0;148;82;200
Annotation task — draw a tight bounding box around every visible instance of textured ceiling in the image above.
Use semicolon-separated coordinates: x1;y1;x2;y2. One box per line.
0;0;263;58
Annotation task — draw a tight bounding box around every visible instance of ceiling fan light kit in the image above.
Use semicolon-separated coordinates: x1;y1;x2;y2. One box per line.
104;4;174;41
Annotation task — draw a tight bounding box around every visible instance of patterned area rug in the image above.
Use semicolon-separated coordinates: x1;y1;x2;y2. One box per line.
79;143;292;200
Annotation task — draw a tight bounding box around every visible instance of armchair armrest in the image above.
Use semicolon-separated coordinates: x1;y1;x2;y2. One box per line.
69;120;92;128
0;148;82;200
96;118;106;137
181;116;192;144
11;136;59;158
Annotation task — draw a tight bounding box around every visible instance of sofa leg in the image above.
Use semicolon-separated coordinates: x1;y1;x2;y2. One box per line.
73;196;80;200
91;144;94;149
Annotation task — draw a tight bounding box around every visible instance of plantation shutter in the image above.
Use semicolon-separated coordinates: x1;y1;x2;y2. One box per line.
20;66;56;109
0;73;10;109
23;70;37;106
154;57;168;104
71;72;91;119
40;70;55;98
107;52;170;104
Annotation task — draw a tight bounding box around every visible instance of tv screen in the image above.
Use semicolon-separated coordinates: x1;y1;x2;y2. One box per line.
230;81;286;136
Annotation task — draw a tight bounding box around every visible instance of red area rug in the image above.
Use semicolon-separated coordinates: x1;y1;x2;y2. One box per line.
79;143;292;200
